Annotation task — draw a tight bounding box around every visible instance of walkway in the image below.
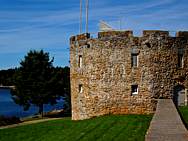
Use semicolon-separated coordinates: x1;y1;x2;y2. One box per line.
145;99;188;141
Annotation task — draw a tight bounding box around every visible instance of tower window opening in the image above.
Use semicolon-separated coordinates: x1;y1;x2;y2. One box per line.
178;53;184;68
131;85;138;95
78;55;83;68
131;54;138;67
79;84;83;93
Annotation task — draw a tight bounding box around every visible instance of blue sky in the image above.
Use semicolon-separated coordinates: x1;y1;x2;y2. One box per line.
0;0;188;69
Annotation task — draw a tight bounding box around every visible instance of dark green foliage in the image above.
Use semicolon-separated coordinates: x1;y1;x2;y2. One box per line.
11;50;70;116
0;115;152;141
48;66;71;114
0;116;21;126
0;69;17;86
60;66;71;114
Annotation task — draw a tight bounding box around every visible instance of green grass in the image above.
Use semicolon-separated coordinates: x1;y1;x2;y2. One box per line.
178;106;188;128
0;115;152;141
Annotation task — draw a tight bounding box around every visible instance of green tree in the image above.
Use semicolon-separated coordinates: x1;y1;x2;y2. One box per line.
0;68;17;86
11;50;65;116
60;66;71;114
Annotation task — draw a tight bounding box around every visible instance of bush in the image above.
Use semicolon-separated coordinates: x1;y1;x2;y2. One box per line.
0;116;21;126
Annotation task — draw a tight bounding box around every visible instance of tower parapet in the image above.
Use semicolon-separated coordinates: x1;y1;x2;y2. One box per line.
70;30;188;43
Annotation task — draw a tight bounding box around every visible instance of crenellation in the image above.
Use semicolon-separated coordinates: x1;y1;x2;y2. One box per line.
176;31;188;39
70;30;188;120
98;31;133;39
143;30;169;37
76;33;90;41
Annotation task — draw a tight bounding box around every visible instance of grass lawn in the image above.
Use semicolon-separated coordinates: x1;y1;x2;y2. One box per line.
0;114;152;141
178;106;188;128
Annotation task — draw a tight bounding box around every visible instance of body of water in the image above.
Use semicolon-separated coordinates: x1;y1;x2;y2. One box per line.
0;88;64;118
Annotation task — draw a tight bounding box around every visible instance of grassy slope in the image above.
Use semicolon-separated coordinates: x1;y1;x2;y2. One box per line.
0;115;152;141
179;106;188;128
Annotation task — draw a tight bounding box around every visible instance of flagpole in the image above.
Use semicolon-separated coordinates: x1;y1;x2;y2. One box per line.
86;0;89;33
80;0;82;34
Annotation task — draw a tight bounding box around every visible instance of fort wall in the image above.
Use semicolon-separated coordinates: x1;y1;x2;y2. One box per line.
70;30;188;120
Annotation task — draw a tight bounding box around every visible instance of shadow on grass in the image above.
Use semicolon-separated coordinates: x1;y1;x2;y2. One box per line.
44;113;71;118
0;116;22;127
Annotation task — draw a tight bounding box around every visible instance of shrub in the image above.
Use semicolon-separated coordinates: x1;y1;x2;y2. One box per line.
0;116;21;126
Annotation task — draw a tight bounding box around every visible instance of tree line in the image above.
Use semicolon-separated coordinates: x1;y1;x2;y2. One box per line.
0;50;70;116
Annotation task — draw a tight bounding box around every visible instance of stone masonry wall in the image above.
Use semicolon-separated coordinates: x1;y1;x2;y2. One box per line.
70;30;188;120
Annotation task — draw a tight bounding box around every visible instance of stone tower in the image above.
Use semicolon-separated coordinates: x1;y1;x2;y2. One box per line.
70;30;188;120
